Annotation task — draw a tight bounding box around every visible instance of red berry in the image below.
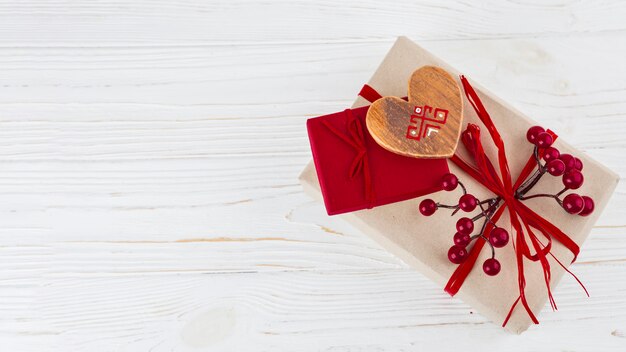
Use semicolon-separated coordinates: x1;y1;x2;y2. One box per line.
441;173;459;191
483;258;501;276
458;194;478;212
562;169;584;189
546;159;566;176
526;126;545;144
448;245;468;264
419;199;437;216
453;232;471;247
489;228;509;248
542;147;560;162
573;157;584;171
562;193;584;214
579;196;595;216
535;132;553;148
455;217;474;235
559;153;576;172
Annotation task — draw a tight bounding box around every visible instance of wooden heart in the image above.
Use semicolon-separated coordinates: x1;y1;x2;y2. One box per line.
366;66;463;158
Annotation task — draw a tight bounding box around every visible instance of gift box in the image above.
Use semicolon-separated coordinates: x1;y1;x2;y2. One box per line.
307;105;449;215
299;37;619;333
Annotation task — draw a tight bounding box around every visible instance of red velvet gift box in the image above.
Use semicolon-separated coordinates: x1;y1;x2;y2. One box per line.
307;104;449;215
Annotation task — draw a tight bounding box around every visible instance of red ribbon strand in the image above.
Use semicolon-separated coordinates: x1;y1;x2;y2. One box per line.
359;84;383;103
321;109;375;208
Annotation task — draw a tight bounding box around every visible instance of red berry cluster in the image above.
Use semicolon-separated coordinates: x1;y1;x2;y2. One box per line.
522;126;594;216
420;173;507;276
418;125;594;276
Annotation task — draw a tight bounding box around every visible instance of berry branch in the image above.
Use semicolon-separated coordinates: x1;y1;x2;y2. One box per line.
418;125;595;277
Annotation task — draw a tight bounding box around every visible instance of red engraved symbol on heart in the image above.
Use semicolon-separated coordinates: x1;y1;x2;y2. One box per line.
406;105;449;141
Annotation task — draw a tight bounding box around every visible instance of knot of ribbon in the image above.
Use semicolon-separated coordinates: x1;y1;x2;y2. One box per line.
321;109;375;208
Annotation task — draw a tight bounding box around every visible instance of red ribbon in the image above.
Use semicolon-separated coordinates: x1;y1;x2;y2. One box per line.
359;79;587;327
358;84;383;103
446;76;586;326
321;109;375;208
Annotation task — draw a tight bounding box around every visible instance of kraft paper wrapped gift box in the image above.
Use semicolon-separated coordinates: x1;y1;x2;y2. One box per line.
299;36;619;333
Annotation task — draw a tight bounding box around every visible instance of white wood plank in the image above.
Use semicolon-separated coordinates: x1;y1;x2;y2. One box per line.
1;268;624;351
0;0;624;44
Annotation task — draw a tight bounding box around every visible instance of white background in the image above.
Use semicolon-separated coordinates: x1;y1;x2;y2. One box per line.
0;1;625;351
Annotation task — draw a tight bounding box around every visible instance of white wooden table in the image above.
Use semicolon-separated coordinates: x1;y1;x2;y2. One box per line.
0;1;625;351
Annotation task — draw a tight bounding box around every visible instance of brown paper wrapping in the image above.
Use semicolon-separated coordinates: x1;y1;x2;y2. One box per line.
299;37;619;333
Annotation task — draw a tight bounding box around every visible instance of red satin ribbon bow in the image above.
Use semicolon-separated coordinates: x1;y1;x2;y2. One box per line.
358;76;586;327
321;110;375;208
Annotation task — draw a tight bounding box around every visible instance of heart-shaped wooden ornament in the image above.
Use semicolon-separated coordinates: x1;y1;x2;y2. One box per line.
366;66;463;158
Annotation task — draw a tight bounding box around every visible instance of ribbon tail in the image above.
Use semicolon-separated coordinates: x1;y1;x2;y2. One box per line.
550;251;589;297
502;295;521;327
522;219;557;311
506;204;540;326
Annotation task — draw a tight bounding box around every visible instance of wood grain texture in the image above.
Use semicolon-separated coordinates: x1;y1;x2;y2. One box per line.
367;66;462;158
0;1;625;351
